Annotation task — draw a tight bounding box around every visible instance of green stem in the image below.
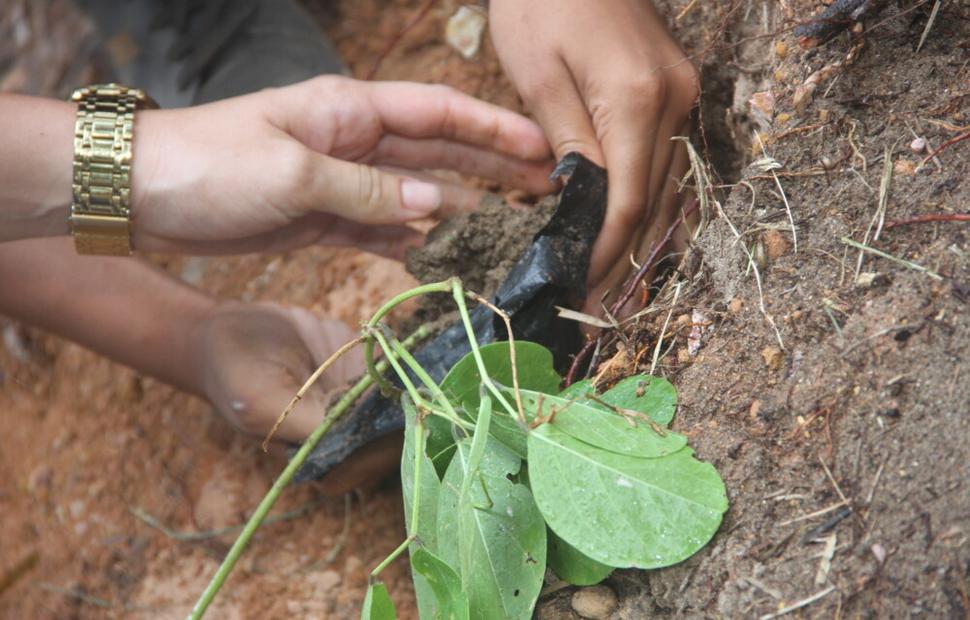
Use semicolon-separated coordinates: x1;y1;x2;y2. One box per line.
189;326;430;620
368;325;425;405
450;280;516;418
369;535;415;583
364;279;455;395
368;395;425;583
382;326;471;431
408;396;425;538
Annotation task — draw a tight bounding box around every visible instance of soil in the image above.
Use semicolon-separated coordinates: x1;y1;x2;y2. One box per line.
2;1;968;620
405;197;555;297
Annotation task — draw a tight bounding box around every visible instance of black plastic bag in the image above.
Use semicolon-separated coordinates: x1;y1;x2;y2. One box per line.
296;153;607;481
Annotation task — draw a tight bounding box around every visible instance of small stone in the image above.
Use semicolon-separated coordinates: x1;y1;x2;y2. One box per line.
305;570;341;594
871;543;887;563
446;6;487;59
761;346;784;371
677;348;692;364
856;271;885;287
774;40;788;58
763;230;790;259
894;158;916;176
909;137;926;153
728;297;744;314
571;585;618;619
775;112;792;125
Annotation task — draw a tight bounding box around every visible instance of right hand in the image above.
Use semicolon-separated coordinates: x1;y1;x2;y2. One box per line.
131;76;557;257
489;0;700;313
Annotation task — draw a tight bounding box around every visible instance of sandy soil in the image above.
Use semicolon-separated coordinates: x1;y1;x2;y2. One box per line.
1;1;968;619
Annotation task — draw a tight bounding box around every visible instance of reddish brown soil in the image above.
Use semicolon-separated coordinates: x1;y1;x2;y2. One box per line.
3;1;969;619
0;1;486;617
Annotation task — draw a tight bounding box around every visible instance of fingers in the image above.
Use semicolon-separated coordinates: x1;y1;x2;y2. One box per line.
375;164;489;217
295;152;442;225
313;217;425;262
583;134;692;317
588;94;662;284
363;81;552;161
368;135;556;195
519;62;605;166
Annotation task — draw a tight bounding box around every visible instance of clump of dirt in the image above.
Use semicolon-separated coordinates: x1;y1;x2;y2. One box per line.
406;196;556;295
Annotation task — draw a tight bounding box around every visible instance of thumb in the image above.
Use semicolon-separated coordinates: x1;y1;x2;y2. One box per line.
300;153;442;225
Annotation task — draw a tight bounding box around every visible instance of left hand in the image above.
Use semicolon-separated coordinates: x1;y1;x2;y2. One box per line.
194;301;404;493
131;75;557;256
193;301;364;443
489;0;700;313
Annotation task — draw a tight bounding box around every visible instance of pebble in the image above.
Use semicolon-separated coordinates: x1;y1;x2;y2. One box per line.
761;346;784;371
909;137;926;153
763;229;790;259
446;6;487;59
728;298;744;314
894;158;916;176
571;585;618;619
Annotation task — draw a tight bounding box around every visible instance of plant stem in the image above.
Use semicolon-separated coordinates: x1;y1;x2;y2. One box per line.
369;536;416;583
383;327;470;429
451;280;516;418
368;394;425;583
364;280;454;396
368;325;426;405
409;397;425;538
189;326;430;620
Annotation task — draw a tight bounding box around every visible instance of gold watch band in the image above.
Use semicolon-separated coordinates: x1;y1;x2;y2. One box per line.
70;83;157;256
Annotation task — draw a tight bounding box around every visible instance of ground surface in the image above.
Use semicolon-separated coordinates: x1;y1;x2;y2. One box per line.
1;1;968;619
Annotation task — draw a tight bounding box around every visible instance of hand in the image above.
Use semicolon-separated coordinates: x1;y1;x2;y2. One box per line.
193;301;404;493
131;76;556;256
489;0;700;313
193;301;363;442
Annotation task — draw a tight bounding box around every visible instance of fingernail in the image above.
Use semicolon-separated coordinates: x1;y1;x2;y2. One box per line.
401;179;442;215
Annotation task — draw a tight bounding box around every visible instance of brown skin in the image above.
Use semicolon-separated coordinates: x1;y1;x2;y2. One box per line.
489;0;700;313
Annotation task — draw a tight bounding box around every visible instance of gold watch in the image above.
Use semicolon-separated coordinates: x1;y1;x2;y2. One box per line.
70;83;158;255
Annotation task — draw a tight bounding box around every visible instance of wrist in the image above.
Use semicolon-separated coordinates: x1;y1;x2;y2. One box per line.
0;95;74;242
175;293;223;398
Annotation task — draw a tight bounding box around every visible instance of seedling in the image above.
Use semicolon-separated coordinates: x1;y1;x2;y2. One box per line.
189;278;729;620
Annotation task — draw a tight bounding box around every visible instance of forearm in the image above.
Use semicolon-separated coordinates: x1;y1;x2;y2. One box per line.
0;95;75;242
0;237;216;395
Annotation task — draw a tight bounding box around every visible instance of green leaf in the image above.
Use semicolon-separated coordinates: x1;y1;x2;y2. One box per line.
519;389;687;458
601;376;678;427
437;436;547;620
410;548;470;620
439;341;560;459
528;423;728;569
361;582;396;620
440;341;561;416
547;529;613;586
401;399;444;620
424;413;457;479
557;378;594;401
558;375;678;427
